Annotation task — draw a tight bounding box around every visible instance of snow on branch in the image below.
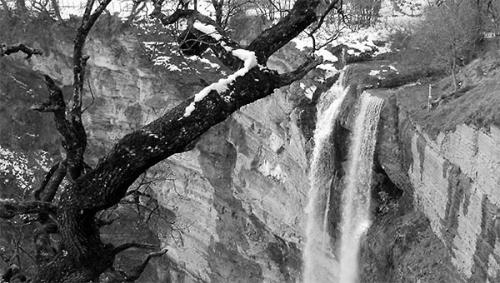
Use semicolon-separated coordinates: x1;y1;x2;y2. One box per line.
193;21;223;41
183;48;258;117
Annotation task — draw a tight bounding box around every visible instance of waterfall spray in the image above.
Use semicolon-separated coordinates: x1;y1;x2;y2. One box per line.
302;78;348;283
338;92;384;283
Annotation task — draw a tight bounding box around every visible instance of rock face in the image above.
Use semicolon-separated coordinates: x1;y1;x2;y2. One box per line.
0;19;320;282
3;15;500;283
155;93;310;282
373;90;500;281
407;123;500;282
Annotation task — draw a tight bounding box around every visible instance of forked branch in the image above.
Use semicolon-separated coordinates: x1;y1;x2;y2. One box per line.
32;75;85;180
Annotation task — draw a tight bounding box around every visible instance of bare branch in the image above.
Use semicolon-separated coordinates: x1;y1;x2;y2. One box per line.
0;43;42;59
33;75;85;181
34;162;61;201
126;0;148;23
41;0;113;182
75;56;320;213
82;79;96;113
0;1;341;280
0;199;56;219
308;0;343;51
32;76;84;180
41;161;67;203
113;248;168;282
150;8;218;29
180;27;243;69
149;5;244;69
278;56;323;86
31;75;66;114
50;0;63;21
113;243;157;256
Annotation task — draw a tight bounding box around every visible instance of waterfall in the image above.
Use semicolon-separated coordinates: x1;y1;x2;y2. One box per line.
302;78;348;283
338;92;384;283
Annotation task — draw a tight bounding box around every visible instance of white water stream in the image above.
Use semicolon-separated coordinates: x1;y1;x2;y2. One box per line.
303;86;383;283
303;79;348;283
338;92;384;283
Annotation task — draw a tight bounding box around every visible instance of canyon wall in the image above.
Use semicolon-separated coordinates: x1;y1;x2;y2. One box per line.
407;122;500;282
0;20;323;282
3;16;500;283
372;88;500;282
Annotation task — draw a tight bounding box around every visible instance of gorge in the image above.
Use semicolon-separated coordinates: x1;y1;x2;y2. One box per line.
1;4;500;282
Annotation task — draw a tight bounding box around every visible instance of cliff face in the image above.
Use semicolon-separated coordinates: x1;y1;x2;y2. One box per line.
3;16;500;283
336;87;464;282
153;93;310;282
406;123;500;282
373;113;500;283
0;19;321;282
369;52;500;281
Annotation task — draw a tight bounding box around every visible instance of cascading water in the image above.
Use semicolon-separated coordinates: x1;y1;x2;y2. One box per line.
302;77;348;283
338;92;384;283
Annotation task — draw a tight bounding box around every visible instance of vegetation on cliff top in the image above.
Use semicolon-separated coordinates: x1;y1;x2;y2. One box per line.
372;0;500;136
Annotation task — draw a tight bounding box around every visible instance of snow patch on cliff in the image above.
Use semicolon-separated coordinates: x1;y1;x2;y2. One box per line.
258;160;286;182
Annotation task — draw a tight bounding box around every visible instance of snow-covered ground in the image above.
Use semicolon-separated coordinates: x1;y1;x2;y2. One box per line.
40;0;427;77
35;0;427;100
292;0;427;61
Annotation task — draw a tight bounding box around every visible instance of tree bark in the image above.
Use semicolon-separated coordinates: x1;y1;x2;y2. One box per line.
1;0;332;281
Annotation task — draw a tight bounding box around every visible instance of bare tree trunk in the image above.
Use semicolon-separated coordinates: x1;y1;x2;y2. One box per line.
50;0;63;21
0;0;335;281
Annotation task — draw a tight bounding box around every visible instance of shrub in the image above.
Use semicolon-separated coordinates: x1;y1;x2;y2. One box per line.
407;0;481;90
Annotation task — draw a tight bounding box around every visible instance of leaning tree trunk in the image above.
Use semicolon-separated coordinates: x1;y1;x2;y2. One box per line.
0;0;344;281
